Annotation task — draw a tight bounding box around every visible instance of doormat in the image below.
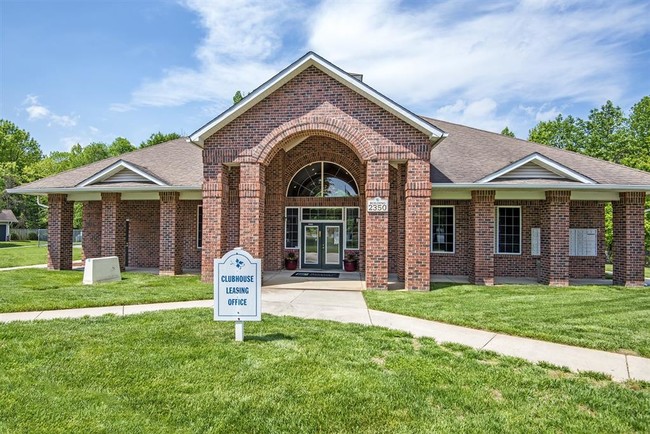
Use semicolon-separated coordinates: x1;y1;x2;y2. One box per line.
291;272;340;278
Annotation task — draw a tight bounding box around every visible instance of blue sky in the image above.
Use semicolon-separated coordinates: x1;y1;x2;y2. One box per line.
2;0;649;155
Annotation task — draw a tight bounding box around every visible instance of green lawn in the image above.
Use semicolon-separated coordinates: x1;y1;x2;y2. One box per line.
0;242;82;268
0;269;211;313
364;284;650;357
605;263;650;278
1;311;648;433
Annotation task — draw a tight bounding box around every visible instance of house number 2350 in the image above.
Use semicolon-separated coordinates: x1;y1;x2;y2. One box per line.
367;198;388;213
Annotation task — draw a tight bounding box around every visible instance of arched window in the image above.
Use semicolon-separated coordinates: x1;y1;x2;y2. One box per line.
287;162;358;197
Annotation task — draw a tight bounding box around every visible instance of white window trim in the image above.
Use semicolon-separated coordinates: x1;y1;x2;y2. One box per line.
284;207;300;249
286;161;359;197
197;205;203;249
344;207;360;250
430;205;455;254
496;206;522;255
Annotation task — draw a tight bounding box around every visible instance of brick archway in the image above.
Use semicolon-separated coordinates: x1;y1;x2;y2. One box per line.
235;116;377;166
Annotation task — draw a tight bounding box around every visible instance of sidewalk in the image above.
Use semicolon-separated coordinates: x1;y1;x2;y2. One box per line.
1;288;649;383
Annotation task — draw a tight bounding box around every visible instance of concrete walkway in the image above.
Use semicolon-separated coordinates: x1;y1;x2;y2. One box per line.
1;288;649;383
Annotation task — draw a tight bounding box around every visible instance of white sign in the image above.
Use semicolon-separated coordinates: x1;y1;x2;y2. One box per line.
214;248;261;322
367;197;388;213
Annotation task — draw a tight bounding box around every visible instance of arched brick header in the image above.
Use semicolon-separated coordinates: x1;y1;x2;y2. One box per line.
235;116;378;166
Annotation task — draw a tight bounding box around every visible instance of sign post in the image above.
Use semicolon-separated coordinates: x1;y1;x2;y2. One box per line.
214;248;262;341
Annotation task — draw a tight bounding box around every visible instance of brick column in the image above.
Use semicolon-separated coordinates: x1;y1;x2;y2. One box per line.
159;192;182;275
470;190;495;285
81;201;102;261
239;163;265;261
201;170;229;283
613;192;646;287
47;194;73;270
365;160;390;289
540;191;571;286
101;192;126;271
405;160;431;291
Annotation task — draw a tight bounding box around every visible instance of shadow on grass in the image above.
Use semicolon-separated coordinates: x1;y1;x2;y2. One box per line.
430;283;466;291
246;333;295;342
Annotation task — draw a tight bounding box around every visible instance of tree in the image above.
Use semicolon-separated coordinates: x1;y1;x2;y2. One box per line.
528;114;586;152
582;100;629;163
108;137;135;156
139;132;181;148
233;90;248;104
624;96;650;171
500;127;515;138
0;119;43;170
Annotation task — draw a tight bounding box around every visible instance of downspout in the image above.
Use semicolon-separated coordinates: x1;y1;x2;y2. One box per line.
36;195;49;209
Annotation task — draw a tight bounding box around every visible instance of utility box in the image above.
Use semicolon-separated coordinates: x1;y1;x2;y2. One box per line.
83;256;121;284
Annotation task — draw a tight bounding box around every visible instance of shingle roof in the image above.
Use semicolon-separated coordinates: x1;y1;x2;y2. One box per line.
426;117;650;186
0;210;18;223
11;138;203;192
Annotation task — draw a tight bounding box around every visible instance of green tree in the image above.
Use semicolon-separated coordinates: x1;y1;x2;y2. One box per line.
528;114;586;152
500;127;515;138
139;132;181;148
582;100;629;163
0;121;45;228
0;119;43;170
233;90;248;104
624;96;650;171
108;137;135;156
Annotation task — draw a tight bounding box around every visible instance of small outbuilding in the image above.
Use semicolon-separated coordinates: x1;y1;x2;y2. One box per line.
0;210;18;242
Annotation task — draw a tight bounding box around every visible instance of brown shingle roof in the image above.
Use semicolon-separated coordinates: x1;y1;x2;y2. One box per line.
11;138;202;192
425;117;650;186
0;210;18;223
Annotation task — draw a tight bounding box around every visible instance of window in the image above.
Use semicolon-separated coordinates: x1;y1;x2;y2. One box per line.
197;205;203;249
431;206;454;253
285;208;299;248
345;208;359;249
302;208;343;221
497;207;521;254
288;162;358;197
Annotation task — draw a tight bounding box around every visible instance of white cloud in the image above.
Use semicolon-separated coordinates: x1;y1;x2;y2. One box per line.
124;0;307;108
435;98;513;133
119;0;649;134
308;0;649;108
23;95;78;127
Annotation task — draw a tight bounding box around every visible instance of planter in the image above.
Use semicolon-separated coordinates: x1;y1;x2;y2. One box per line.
343;259;358;272
285;259;298;270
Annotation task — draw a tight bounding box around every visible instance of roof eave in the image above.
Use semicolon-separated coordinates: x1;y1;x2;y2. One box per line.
7;186;202;196
432;183;650;192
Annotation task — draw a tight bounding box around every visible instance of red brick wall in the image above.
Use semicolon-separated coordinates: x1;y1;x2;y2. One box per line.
123;201;159;269
494;201;541;278
82;201;102;260
201;67;432;285
101;193;126;271
405;159;431;290
470;190;495;285
365;160;390;289
613;192;646;286
47;194;73;270
570;201;606;279
180;200;202;270
430;200;471;276
203;66;431;163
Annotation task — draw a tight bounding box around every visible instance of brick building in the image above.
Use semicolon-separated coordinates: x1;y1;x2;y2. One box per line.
11;53;650;289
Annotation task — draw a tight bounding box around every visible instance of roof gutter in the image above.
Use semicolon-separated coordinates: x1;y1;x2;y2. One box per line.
431;183;650;192
7;186;203;196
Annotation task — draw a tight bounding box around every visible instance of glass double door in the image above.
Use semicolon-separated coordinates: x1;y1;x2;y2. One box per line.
301;223;343;269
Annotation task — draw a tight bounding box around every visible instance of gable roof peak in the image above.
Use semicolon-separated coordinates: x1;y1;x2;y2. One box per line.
189;52;446;145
